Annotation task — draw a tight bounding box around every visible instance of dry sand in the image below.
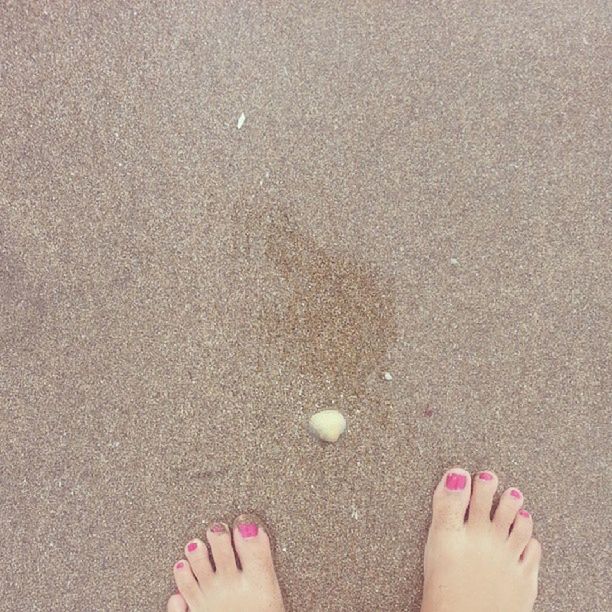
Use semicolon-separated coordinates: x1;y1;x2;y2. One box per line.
1;2;610;611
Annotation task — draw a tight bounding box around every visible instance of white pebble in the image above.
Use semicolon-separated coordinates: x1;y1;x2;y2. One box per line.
309;410;346;443
237;112;246;129
450;257;459;265
383;371;393;381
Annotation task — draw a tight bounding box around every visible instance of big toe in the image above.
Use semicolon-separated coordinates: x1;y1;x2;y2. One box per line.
233;515;277;579
430;468;472;532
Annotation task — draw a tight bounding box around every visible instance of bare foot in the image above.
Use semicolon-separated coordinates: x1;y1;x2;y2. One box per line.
421;468;542;612
167;516;285;612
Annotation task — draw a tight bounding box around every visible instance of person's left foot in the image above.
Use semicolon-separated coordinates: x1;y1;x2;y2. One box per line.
167;516;285;612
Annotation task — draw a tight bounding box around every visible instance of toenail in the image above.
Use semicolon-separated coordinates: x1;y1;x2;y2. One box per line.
478;471;493;481
445;472;467;491
210;523;227;534
175;561;185;570
187;542;198;552
238;522;259;538
518;509;530;518
510;489;522;499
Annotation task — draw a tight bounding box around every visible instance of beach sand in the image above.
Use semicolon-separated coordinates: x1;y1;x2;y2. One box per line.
1;2;609;610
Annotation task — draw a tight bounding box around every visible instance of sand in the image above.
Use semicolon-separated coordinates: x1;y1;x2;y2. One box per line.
1;2;610;611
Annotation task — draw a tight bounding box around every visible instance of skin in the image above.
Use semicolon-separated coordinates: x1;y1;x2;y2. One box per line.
168;516;284;612
168;468;541;612
421;467;541;612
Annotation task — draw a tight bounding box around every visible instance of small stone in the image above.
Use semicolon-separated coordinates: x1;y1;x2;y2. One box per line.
237;112;246;129
309;410;346;443
450;257;459;265
383;371;393;381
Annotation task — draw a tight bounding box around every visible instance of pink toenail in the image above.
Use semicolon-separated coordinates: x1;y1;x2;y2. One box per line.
175;561;184;570
479;471;493;481
445;473;467;491
510;489;522;499
238;522;259;538
519;509;530;518
187;542;197;552
210;523;226;534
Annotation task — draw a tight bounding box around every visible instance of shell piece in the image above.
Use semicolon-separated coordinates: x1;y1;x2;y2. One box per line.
309;410;347;443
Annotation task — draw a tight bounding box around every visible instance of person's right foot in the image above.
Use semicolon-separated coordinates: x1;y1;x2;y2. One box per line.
421;468;542;612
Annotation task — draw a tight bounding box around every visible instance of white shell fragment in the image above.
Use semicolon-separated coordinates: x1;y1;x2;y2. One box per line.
309;410;346;443
237;112;246;129
383;371;393;381
450;257;459;265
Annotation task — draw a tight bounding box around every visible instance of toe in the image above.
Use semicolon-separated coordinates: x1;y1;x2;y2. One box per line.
167;593;187;612
173;560;203;609
508;509;533;557
233;515;276;578
206;522;238;574
521;537;542;572
430;468;471;531
492;487;524;536
185;538;213;583
467;470;498;526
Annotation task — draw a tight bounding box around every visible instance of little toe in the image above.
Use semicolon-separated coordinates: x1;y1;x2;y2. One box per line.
206;522;238;574
430;468;472;532
493;487;524;536
233;515;276;578
521;537;543;572
173;560;203;609
467;470;498;526
184;538;213;583
166;593;187;612
508;509;533;557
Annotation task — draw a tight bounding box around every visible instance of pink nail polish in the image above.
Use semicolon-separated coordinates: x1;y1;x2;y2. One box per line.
210;523;226;534
445;473;467;491
175;561;184;570
187;542;197;553
478;471;493;481
238;522;259;538
510;489;522;499
518;509;530;518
